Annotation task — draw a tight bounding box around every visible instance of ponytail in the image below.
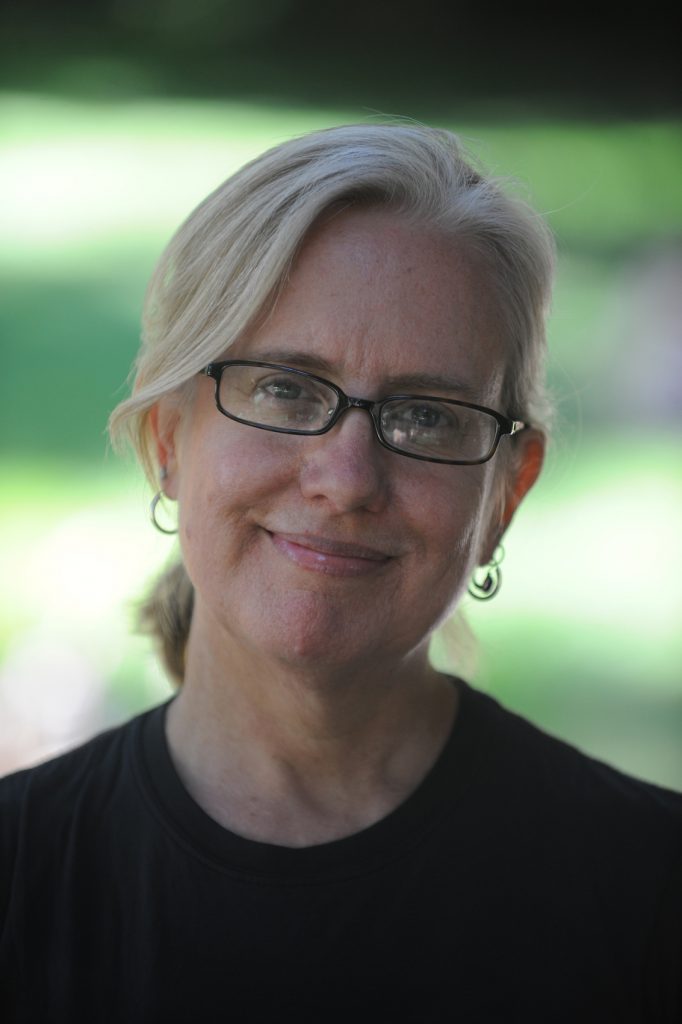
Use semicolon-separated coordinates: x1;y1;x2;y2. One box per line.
137;559;194;685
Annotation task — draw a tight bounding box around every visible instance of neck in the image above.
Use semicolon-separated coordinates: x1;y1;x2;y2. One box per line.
165;605;458;847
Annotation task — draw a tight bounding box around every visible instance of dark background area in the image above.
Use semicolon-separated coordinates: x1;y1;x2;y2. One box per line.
2;0;679;115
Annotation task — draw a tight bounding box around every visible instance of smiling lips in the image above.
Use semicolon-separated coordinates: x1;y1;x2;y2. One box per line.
268;531;393;577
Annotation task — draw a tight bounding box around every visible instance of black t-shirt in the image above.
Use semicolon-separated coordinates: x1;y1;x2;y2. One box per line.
1;678;681;1022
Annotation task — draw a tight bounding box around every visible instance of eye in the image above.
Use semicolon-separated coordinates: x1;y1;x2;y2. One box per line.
383;400;457;434
249;371;336;429
252;374;323;408
261;377;306;401
405;403;453;430
380;398;462;456
253;374;319;402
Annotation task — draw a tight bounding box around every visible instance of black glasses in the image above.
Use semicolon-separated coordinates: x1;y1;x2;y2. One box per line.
200;360;525;465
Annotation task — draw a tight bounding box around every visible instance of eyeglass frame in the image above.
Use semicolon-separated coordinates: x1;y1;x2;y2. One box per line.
200;360;526;466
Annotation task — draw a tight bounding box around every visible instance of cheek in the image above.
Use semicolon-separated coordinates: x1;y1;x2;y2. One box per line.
176;425;296;540
409;465;496;567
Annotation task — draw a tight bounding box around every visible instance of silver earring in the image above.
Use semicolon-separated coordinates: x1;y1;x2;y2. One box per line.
150;470;178;535
468;544;504;600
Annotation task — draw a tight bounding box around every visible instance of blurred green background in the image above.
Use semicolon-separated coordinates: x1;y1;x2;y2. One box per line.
1;2;680;786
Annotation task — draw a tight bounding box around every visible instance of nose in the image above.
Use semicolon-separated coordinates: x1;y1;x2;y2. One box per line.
298;407;389;513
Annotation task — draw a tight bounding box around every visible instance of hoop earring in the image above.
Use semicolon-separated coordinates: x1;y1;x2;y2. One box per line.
468;544;504;601
150;491;178;535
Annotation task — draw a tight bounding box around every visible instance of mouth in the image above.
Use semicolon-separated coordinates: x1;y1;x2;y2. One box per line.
267;531;393;577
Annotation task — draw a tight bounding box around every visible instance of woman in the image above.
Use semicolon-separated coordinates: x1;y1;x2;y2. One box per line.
1;124;680;1021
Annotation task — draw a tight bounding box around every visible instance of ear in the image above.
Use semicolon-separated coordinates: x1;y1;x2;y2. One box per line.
501;429;545;531
148;399;183;499
480;429;545;564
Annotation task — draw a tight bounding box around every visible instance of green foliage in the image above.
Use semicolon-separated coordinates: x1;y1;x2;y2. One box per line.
1;97;680;786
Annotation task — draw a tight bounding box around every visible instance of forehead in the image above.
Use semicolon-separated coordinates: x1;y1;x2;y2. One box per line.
236;208;506;402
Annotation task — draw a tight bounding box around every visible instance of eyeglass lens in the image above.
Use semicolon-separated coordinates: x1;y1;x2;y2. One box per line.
217;363;499;462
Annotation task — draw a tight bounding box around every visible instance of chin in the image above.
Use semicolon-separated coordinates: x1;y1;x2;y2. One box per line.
229;588;385;672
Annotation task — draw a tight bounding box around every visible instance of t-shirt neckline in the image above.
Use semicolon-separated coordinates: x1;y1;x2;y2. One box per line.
133;675;487;883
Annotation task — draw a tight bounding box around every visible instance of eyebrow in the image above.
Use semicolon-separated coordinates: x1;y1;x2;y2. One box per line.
252;349;481;400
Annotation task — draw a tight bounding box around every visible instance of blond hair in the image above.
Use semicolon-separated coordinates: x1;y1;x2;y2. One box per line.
109;122;556;683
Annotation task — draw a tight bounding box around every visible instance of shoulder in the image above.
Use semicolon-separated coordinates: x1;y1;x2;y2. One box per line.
454;683;682;1018
457;681;682;982
1;711;136;809
0;699;171;814
460;679;682;853
0;705;160;931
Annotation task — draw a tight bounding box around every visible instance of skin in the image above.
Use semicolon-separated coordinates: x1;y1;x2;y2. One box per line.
151;208;544;847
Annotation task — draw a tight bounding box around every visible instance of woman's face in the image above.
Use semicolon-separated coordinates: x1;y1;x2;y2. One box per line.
155;209;541;673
